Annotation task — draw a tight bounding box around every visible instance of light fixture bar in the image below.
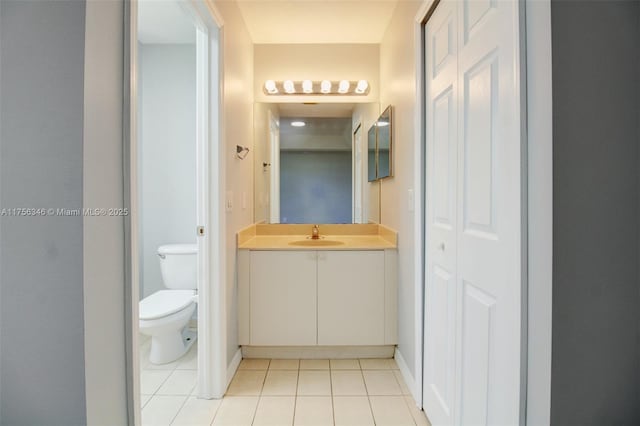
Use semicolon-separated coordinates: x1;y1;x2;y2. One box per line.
262;80;370;96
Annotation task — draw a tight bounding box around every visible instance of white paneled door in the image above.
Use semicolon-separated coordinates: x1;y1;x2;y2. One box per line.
423;0;525;425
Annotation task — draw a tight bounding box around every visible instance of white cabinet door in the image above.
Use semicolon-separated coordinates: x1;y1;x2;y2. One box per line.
317;251;385;345
250;251;317;345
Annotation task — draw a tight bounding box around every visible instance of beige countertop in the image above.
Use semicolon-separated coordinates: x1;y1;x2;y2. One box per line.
237;224;397;250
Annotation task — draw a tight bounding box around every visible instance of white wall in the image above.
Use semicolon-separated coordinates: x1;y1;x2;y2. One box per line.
379;0;421;385
213;0;255;365
139;44;197;298
254;44;379;103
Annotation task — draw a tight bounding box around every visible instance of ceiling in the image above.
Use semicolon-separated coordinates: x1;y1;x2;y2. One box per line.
236;0;399;44
138;0;196;44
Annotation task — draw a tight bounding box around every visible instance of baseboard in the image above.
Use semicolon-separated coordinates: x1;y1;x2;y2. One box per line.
241;345;396;359
394;348;420;408
227;348;242;387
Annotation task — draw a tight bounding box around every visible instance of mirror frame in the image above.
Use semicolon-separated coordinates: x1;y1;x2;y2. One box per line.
376;105;393;180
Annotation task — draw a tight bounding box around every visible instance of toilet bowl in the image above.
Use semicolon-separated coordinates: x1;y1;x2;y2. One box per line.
139;244;198;365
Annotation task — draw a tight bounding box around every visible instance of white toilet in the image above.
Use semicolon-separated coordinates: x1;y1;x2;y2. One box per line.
139;243;198;364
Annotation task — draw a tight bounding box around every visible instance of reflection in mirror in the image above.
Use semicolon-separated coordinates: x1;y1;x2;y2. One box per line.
280;117;352;224
254;102;381;224
368;125;377;182
377;106;392;179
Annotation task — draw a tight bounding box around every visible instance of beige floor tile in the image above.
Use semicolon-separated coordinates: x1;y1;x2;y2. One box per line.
331;371;367;396
359;358;393;370
393;370;412;395
252;396;295;426
297;370;332;396
171;396;221;425
141;395;188;426
369;396;416;426
294;396;334;426
238;358;270;370
333;396;374;426
211;396;259;426
141;370;172;395
176;344;198;370
269;359;300;370
226;370;266;396
262;370;299;396
157;370;198;396
404;396;432;426
299;359;330;370
330;359;360;370
362;370;403;396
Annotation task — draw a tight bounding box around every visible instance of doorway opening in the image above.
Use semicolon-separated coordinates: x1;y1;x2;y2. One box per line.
125;0;225;423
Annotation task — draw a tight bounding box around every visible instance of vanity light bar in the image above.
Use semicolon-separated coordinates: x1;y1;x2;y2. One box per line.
263;80;370;96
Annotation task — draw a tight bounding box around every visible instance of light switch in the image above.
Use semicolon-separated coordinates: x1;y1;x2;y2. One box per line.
226;191;233;212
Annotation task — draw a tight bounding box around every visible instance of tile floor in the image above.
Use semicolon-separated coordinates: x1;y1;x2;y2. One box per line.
141;341;431;426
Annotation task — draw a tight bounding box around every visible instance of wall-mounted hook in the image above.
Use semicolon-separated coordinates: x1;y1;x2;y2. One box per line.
236;145;250;160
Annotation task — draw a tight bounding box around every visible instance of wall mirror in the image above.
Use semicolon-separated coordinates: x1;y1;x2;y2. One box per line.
367;105;393;181
377;106;392;179
253;102;381;224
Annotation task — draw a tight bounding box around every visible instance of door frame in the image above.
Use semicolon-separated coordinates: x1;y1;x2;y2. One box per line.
352;122;363;223
412;0;553;423
268;110;280;223
123;1;226;424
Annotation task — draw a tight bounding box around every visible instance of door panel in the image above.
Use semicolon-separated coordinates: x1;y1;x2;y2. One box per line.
462;53;498;237
460;281;495;426
456;0;522;423
423;1;458;424
424;0;523;424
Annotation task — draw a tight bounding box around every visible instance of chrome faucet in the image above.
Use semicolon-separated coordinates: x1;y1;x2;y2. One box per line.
311;225;320;240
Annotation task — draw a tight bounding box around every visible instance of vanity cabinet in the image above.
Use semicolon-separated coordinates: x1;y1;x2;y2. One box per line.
317;251;385;345
238;249;397;347
249;251;317;346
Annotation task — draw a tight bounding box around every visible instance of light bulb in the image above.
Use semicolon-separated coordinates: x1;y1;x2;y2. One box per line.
338;80;350;94
302;80;313;94
284;80;295;94
320;80;332;94
264;80;278;94
355;80;368;94
291;121;306;127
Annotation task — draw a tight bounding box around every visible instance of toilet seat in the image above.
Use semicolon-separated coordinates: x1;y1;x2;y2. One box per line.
140;290;196;320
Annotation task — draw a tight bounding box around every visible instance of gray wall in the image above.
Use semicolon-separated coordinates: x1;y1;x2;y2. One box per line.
551;1;640;425
139;44;197;299
0;1;87;424
280;151;352;224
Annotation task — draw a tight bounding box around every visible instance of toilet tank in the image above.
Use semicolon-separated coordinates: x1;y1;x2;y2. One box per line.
158;244;197;290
